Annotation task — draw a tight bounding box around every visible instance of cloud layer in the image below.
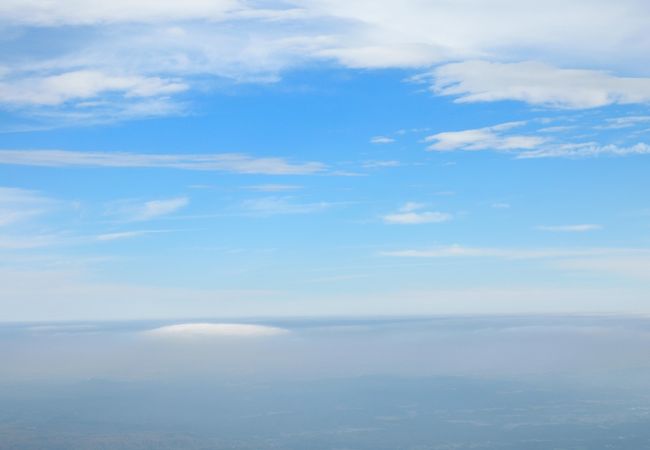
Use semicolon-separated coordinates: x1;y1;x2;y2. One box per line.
4;0;650;120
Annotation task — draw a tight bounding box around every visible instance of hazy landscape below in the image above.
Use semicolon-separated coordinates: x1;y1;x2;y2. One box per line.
2;315;650;449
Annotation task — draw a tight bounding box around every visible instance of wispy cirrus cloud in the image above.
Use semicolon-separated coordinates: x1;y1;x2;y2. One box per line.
106;197;189;222
536;224;603;232
241;196;333;216
96;230;172;241
0;187;58;227
0;234;63;249
382;244;650;280
382;202;451;225
382;245;649;260
0;150;326;175
600;116;650;129
244;184;303;192
424;118;650;159
517;142;650;159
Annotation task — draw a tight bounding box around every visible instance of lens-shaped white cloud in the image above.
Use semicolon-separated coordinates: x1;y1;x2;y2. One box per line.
144;323;290;338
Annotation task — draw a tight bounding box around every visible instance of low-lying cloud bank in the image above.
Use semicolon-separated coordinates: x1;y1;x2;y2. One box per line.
3;316;650;384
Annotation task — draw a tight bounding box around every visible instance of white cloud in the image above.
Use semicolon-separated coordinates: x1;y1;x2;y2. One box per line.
425;120;650;159
537;224;603;232
0;70;187;107
429;61;650;109
491;203;511;209
3;0;650;121
144;323;290;338
370;136;395;144
383;202;451;225
0;150;326;175
107;197;188;222
426;122;544;152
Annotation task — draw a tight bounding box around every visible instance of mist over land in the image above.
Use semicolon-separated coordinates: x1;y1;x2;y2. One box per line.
3;315;650;449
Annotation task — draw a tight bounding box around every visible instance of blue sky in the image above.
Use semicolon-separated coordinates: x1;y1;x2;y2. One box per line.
1;0;650;321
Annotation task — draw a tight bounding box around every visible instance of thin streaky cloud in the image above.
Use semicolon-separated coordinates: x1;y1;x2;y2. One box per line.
536;224;603;232
105;197;189;222
96;230;172;241
382;245;649;260
370;136;396;144
244;184;303;192
241;196;333;216
362;160;401;169
601;116;650;129
0;187;58;226
0;150;326;175
517;142;650;159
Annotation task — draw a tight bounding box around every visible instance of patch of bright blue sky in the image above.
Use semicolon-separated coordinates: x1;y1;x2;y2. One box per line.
1;66;650;320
